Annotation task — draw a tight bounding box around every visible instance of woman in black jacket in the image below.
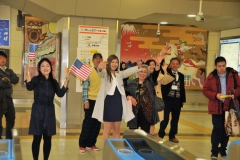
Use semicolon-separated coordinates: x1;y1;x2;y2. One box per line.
125;54;164;133
26;58;69;160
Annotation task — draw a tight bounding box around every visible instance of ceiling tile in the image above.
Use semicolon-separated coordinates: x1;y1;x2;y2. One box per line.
171;0;225;16
119;0;174;19
75;0;121;18
30;0;77;15
221;2;240;16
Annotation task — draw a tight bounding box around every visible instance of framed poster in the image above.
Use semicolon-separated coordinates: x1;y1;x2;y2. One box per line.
22;16;61;85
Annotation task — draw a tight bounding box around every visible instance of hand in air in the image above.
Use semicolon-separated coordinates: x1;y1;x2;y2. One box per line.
65;74;69;82
161;45;171;55
98;61;107;70
137;60;142;69
161;62;168;71
152;53;165;65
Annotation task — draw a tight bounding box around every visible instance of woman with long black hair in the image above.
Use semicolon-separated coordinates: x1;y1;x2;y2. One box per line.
26;58;69;160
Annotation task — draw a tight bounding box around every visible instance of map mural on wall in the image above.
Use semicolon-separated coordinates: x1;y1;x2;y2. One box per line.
120;23;208;90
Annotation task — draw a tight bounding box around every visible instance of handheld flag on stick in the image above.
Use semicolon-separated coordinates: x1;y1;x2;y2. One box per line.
69;58;92;81
65;67;69;75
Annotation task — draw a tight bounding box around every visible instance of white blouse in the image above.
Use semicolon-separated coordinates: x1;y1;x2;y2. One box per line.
107;74;124;95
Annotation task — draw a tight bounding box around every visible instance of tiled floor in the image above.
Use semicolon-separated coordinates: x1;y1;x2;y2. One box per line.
4;102;240;160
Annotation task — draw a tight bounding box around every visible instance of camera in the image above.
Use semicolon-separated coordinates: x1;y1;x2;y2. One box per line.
156;30;160;36
195;14;205;22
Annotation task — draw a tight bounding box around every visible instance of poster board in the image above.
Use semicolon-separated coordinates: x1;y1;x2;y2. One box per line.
0;19;10;47
76;25;109;92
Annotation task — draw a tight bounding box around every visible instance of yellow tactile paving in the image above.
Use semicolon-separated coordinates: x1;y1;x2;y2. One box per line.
179;119;212;134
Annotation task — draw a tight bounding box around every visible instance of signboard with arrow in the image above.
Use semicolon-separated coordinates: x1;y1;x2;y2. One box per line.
0;19;10;47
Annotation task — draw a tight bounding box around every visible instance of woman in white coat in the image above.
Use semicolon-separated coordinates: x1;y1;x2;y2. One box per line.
92;55;142;143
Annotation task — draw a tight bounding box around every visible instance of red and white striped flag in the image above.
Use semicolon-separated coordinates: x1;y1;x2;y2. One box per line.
69;58;92;81
28;53;36;60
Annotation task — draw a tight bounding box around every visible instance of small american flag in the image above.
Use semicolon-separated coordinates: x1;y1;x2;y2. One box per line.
28;53;36;60
69;58;92;81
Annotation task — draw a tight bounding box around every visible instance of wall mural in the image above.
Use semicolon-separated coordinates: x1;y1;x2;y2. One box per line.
120;23;208;90
22;16;61;85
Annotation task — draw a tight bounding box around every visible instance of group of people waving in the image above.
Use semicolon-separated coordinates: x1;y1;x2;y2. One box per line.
79;47;186;153
24;46;186;159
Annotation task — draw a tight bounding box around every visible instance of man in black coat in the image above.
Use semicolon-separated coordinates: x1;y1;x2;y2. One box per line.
158;57;186;143
0;51;19;139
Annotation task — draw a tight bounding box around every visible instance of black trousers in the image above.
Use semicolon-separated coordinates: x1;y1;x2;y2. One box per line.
0;96;15;139
79;100;101;148
158;98;181;139
211;113;229;155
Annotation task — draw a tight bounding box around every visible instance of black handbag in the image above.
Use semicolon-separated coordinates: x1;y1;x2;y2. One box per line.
154;96;165;112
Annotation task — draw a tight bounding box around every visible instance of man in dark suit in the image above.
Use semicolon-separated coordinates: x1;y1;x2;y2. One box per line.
158;57;186;143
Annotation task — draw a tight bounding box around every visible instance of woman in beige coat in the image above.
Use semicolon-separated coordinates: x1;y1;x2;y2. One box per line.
145;59;174;134
92;55;142;143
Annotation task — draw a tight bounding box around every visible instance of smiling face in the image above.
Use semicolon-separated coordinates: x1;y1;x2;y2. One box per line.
92;56;102;68
138;67;148;82
170;59;180;72
39;60;51;77
110;59;119;72
122;63;126;70
148;61;156;73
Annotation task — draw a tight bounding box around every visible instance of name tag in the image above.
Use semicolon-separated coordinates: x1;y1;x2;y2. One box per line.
171;85;178;90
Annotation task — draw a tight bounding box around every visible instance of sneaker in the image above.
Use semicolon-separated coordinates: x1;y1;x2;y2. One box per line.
79;147;86;153
86;146;100;151
211;154;218;160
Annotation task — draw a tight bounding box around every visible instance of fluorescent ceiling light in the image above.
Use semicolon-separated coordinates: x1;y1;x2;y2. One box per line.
187;14;196;17
160;22;168;24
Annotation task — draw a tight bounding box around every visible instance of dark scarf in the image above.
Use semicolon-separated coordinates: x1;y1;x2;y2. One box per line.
136;81;153;123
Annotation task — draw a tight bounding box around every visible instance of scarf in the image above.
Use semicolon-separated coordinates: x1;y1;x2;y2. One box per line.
136;81;153;123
